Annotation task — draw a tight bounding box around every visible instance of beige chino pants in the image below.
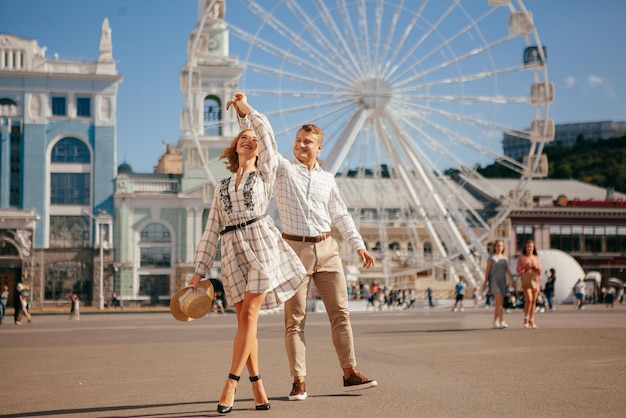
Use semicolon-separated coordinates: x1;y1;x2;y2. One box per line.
283;237;357;377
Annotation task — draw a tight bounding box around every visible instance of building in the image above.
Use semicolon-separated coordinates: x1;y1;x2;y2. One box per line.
503;120;626;160
112;0;240;306
0;21;122;308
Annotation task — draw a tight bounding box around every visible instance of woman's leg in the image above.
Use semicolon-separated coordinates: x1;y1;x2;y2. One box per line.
528;291;539;325
523;288;533;325
493;293;504;324
219;292;266;408
238;302;269;407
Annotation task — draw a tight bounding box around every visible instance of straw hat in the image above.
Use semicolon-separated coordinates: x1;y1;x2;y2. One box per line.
170;280;214;321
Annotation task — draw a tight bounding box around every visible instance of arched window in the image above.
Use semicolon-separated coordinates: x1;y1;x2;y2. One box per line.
0;240;19;256
51;137;90;163
204;95;222;136
388;242;400;251
138;223;174;305
423;242;432;255
140;223;171;243
49;137;92;247
139;223;172;268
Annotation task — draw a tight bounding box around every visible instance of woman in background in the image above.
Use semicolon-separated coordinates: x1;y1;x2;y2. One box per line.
516;240;542;328
481;240;514;329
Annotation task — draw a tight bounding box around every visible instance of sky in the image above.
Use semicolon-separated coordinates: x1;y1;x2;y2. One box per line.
1;0;625;173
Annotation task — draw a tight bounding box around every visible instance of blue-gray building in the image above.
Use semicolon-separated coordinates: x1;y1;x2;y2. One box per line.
0;20;122;308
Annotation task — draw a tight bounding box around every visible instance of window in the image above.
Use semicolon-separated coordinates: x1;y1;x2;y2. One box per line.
45;261;91;302
139;275;170;303
204;95;222;136
52;96;66;116
76;97;91;117
515;226;534;252
139;223;173;268
141;223;171;243
51;138;90;163
50;173;90;205
423;242;432;255
9;124;21;207
49;216;90;248
140;247;171;268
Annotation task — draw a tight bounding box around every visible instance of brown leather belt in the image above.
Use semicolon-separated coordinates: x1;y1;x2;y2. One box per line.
282;232;331;243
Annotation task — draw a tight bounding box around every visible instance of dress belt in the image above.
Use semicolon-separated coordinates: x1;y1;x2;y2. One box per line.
220;215;267;235
282;232;331;243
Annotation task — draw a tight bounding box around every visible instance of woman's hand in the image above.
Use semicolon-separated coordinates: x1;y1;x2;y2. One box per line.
188;273;203;290
226;92;253;117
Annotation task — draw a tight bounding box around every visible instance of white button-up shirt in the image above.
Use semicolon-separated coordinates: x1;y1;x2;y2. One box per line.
239;114;366;251
275;156;365;251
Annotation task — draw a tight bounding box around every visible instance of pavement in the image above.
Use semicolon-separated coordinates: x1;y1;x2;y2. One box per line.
0;303;624;418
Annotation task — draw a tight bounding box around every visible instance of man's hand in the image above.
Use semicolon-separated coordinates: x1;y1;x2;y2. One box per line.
357;249;375;268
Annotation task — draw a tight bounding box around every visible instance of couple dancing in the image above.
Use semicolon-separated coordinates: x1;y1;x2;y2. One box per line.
188;93;377;413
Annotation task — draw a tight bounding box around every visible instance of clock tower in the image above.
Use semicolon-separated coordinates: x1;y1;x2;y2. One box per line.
179;0;243;189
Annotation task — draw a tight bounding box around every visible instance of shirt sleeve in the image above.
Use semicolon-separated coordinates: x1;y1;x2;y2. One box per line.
247;110;278;192
327;178;366;251
193;188;223;277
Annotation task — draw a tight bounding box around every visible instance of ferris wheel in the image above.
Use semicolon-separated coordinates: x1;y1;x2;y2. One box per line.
193;0;553;286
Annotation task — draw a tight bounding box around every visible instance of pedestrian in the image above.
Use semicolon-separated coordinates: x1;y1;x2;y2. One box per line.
480;240;514;329
573;279;586;310
426;287;434;308
69;293;80;320
472;288;480;308
452;278;466;312
212;291;225;314
110;292;120;308
544;268;556;311
188;93;305;413
516;240;542;328
238;110;377;400
13;283;25;325
0;284;8;325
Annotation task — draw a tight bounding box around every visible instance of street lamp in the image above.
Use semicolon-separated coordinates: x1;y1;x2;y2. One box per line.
82;210;105;310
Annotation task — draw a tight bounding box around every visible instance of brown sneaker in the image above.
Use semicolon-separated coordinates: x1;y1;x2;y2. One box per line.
343;371;378;392
288;380;307;401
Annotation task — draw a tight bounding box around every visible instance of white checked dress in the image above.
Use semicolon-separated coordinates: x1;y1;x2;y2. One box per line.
193;111;306;310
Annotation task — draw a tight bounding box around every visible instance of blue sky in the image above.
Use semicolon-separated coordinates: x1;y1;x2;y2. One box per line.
1;0;625;173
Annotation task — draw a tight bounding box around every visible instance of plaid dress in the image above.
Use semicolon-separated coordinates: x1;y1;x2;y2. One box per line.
193;111;306;310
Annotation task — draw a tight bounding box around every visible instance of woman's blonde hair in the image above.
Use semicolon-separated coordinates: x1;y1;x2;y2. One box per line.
220;129;257;173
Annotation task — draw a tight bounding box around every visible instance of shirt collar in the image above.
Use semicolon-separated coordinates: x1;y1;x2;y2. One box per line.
291;157;322;171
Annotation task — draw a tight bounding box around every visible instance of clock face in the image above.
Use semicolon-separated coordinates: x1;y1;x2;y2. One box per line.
208;38;219;51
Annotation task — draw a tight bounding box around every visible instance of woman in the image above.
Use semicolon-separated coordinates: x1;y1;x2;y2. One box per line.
516;240;542;328
544;268;556;311
0;284;8;325
481;240;514;329
189;93;305;413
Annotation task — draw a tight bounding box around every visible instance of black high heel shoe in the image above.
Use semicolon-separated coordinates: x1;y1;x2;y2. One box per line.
250;375;271;411
217;373;240;414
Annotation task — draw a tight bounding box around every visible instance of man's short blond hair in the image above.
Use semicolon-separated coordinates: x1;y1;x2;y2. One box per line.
299;124;324;144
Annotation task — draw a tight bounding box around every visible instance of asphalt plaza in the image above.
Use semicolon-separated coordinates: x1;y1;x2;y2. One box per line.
1;304;624;418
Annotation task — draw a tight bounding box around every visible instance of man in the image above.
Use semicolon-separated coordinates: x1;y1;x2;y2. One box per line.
452;279;466;312
274;123;377;400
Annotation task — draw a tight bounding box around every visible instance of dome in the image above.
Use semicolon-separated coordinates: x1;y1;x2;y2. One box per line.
117;162;133;175
516;249;585;304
